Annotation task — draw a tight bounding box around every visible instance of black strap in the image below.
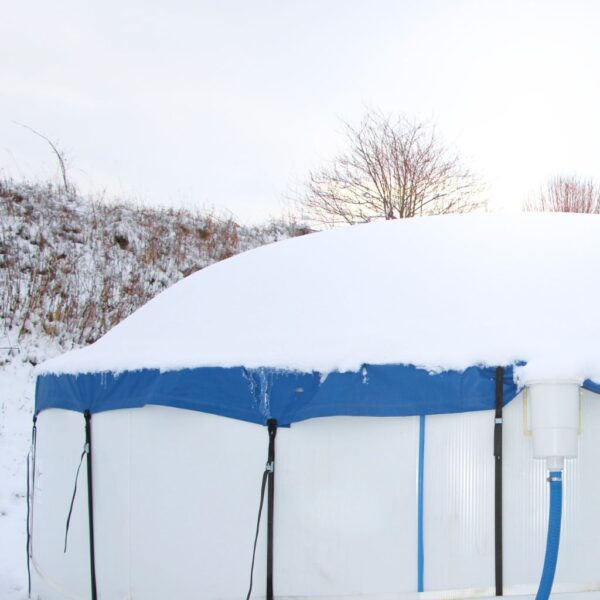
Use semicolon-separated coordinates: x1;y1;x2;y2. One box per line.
266;419;277;600
494;367;504;596
245;419;277;600
64;445;87;553
26;415;37;598
245;469;269;600
85;411;98;600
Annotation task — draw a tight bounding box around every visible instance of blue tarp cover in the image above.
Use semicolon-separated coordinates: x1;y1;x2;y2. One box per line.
36;364;522;426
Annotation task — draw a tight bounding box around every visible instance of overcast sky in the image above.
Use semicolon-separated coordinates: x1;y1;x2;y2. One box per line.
2;0;599;222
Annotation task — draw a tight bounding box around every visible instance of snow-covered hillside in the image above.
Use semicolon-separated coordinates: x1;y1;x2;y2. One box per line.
0;180;310;599
1;180;309;355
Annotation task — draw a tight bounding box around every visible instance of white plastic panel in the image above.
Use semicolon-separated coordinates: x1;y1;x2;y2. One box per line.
92;409;132;599
33;408;420;599
32;390;600;600
128;406;266;600
423;409;495;591
127;410;420;599
31;409;91;600
276;416;419;597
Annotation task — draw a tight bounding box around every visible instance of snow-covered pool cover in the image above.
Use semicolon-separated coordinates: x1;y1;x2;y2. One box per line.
36;213;600;423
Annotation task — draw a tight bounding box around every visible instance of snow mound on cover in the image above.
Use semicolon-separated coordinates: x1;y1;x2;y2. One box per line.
38;213;600;384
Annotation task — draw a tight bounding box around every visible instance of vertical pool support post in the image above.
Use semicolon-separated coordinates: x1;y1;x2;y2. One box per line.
84;410;98;600
494;367;504;597
266;419;277;600
528;382;580;600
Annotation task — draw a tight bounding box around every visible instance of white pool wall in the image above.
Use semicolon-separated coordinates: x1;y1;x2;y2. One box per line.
31;388;600;600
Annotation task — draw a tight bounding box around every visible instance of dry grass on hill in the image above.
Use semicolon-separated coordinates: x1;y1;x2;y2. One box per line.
0;180;310;363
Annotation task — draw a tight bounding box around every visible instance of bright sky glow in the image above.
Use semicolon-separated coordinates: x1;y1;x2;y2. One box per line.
2;0;599;222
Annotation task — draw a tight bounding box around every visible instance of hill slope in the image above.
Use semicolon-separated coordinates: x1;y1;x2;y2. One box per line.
0;179;308;360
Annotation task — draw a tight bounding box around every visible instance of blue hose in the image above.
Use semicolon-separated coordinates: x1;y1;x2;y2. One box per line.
535;470;563;600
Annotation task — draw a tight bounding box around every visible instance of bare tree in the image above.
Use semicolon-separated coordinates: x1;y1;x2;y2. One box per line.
14;122;73;195
301;111;483;226
524;176;600;214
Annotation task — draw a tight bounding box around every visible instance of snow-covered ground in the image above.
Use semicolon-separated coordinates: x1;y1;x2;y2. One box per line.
0;331;65;600
0;355;35;600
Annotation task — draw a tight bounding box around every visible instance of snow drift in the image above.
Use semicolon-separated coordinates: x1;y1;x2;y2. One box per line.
39;212;600;384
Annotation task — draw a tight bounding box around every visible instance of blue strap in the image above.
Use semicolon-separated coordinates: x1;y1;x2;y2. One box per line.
417;415;425;592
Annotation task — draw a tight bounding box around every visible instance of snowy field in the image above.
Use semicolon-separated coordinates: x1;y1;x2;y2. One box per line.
0;332;63;600
0;356;35;600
